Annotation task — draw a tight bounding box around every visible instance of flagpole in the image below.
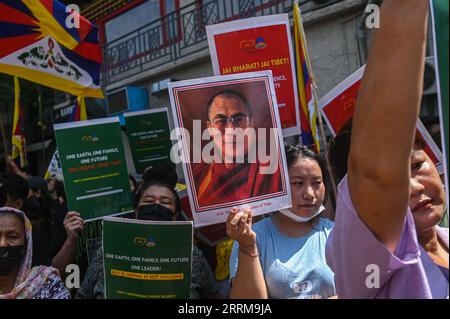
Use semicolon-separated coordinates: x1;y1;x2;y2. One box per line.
295;2;338;200
297;5;329;154
37;85;46;175
0;80;10;172
311;79;338;201
0;105;10;172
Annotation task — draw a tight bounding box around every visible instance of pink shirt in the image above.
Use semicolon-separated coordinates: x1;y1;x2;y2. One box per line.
326;176;449;299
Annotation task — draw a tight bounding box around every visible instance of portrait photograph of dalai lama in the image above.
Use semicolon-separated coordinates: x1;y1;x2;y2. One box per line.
169;72;290;226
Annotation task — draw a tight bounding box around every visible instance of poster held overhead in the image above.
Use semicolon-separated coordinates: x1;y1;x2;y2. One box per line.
319;66;444;175
318;66;365;137
206;14;300;137
54;117;133;221
124;108;173;175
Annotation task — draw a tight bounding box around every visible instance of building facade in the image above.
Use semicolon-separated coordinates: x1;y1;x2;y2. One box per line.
99;0;367;105
95;0;438;126
0;0;440;176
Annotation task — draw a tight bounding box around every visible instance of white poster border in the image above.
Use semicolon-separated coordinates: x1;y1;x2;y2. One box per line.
206;14;301;138
168;71;291;227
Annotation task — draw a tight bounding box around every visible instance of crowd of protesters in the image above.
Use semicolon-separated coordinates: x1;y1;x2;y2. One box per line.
0;0;448;299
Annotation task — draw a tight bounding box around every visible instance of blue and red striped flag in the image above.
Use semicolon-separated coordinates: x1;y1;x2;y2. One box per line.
293;1;320;152
0;0;103;98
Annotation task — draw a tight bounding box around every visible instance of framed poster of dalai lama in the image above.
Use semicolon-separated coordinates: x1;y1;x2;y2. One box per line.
168;71;291;227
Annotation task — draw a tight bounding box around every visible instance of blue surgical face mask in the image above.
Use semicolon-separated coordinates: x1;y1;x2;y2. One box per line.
279;205;325;223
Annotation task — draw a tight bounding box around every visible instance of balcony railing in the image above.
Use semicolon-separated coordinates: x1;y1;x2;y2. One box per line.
82;0;132;22
101;0;341;87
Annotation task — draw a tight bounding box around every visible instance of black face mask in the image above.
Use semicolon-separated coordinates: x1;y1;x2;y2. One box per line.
0;245;26;276
136;203;175;221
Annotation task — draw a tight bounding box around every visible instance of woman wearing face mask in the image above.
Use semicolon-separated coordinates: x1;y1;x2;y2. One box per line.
77;181;218;299
227;145;335;299
0;207;70;299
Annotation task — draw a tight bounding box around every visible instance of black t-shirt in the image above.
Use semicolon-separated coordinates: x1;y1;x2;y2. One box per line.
26;200;68;267
47;202;69;262
30;219;52;266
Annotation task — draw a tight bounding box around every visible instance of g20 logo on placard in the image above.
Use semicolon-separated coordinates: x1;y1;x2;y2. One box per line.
81;134;99;142
254;37;267;49
134;236;157;248
239;37;267;52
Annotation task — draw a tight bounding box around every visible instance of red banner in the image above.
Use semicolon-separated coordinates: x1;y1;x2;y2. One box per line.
319;66;444;174
207;15;300;137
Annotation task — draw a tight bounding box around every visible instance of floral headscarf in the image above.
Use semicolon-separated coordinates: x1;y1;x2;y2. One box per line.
0;207;58;299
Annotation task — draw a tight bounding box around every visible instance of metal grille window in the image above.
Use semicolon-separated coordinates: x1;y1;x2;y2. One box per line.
105;1;162;43
102;0;341;86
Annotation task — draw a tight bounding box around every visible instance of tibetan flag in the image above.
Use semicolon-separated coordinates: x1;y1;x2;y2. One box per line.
11;77;27;168
68;96;87;122
44;95;87;178
0;0;103;98
43;150;61;179
293;1;320;152
430;0;449;206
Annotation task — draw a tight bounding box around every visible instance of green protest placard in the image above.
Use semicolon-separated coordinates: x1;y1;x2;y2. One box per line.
54;118;133;221
431;0;449;206
102;217;193;299
124;108;173;174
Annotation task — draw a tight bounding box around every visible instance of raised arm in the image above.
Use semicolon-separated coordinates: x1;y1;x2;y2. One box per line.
6;156;29;180
348;0;429;252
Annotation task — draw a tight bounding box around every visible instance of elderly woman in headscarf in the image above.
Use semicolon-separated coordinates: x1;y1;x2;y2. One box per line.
0;207;70;299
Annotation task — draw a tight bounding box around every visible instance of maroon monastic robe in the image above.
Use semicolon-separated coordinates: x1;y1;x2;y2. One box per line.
192;160;282;207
